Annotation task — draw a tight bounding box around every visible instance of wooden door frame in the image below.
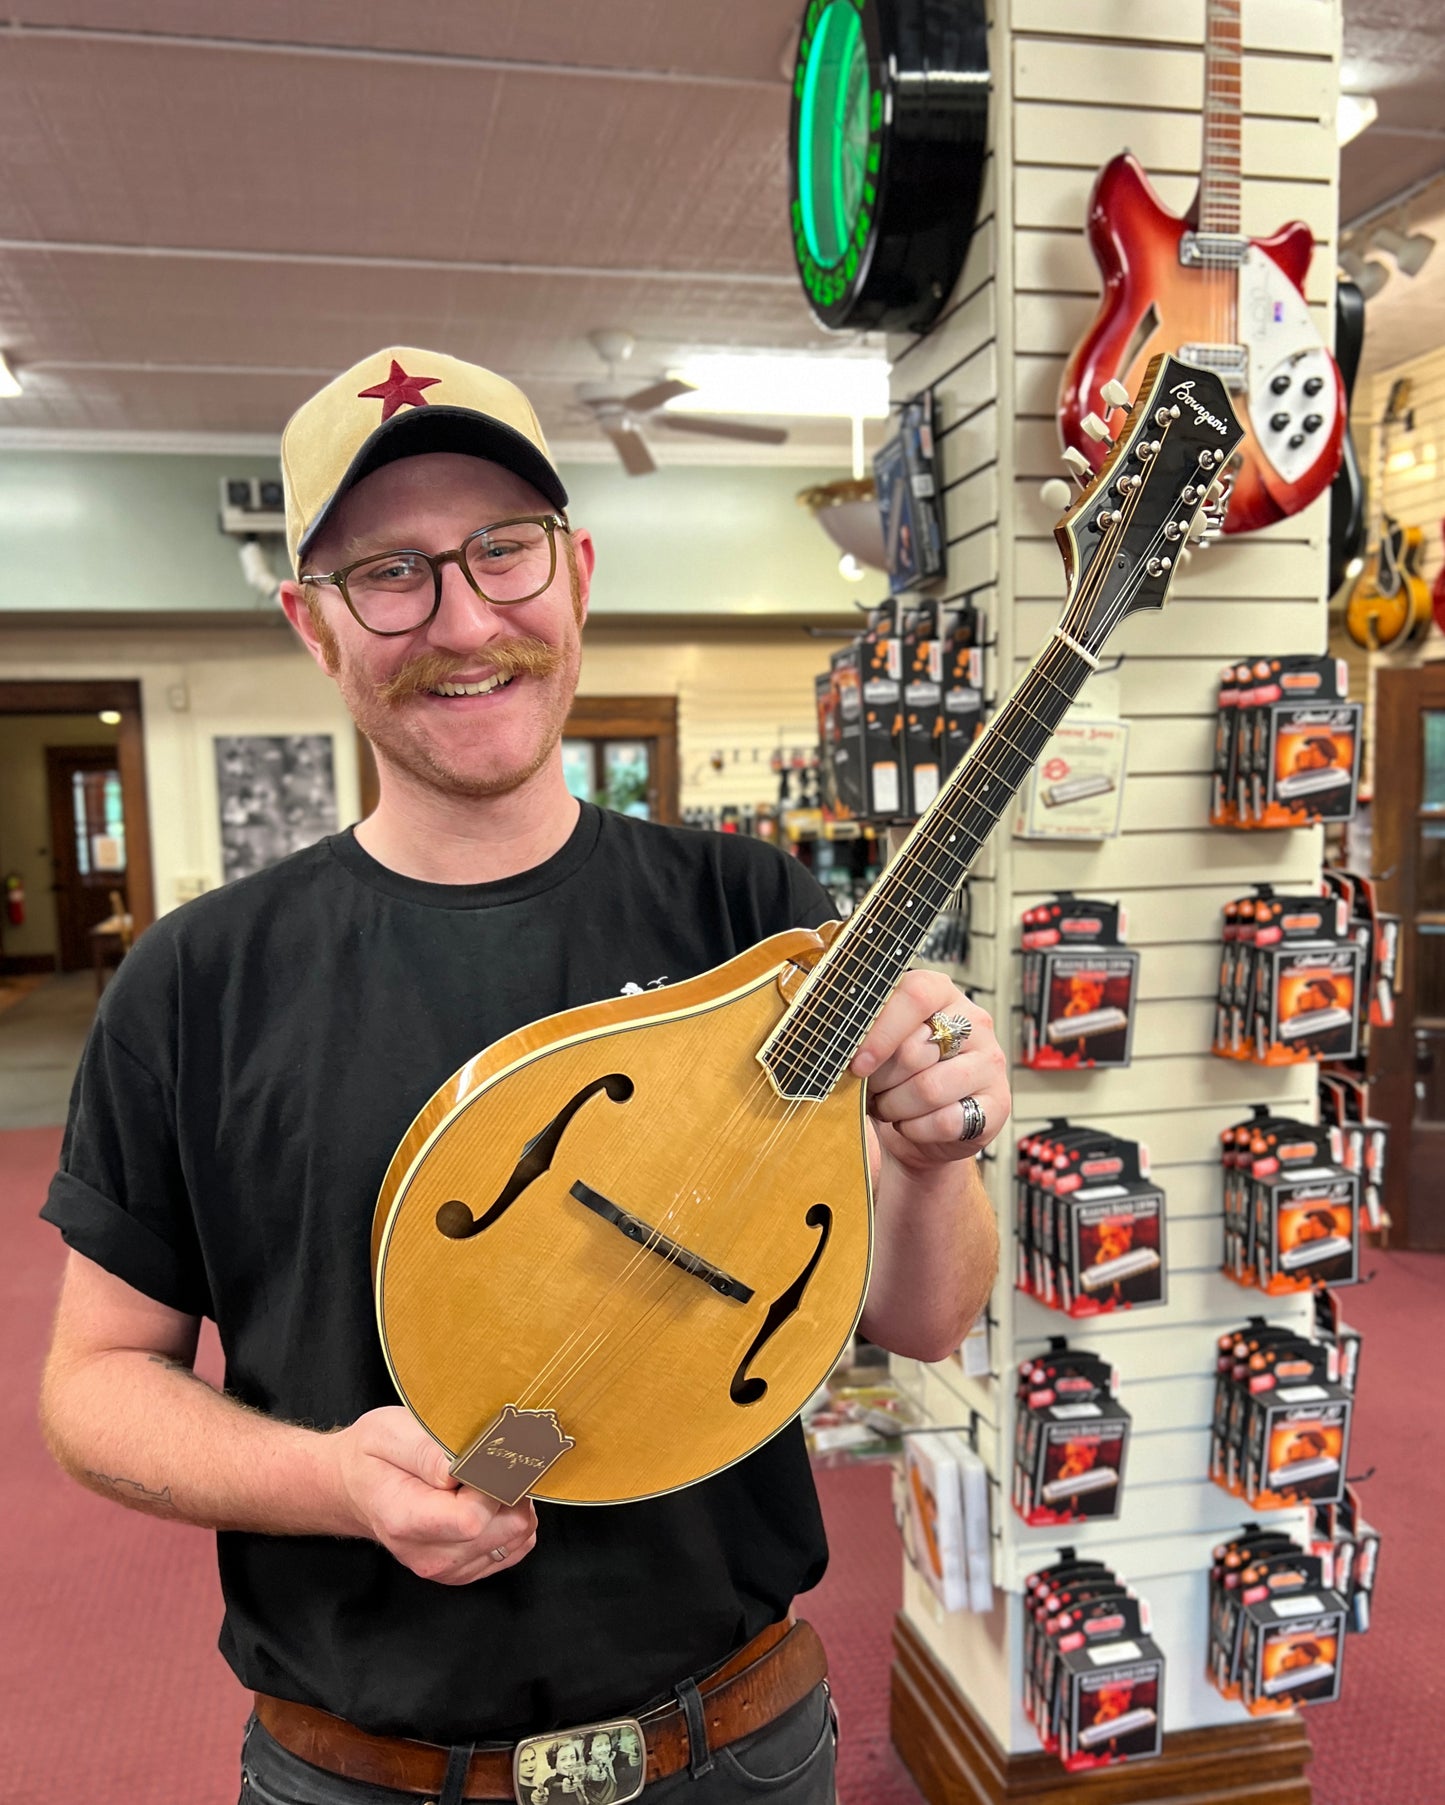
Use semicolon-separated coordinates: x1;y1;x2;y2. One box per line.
1372;661;1445;1246
0;680;155;937
355;695;680;825
44;744;128;970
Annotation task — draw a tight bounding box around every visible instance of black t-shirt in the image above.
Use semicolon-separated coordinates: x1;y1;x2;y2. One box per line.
42;804;837;1743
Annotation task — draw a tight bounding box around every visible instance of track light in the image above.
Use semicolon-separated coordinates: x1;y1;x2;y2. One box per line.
0;352;21;397
1340;250;1390;301
1370;226;1435;277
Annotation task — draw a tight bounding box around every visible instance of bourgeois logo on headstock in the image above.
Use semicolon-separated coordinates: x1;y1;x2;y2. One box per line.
1052;355;1246;660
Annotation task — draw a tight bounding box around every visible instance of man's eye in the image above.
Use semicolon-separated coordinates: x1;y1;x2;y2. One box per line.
364;556;427;583
476;540;522;561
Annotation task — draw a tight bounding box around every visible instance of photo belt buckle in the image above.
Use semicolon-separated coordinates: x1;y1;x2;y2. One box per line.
513;1714;646;1804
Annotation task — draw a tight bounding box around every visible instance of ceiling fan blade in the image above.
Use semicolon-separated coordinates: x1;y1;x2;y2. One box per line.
622;377;696;413
656;414;789;445
604;420;657;476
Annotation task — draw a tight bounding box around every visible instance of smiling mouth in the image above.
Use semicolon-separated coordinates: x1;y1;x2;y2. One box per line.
429;675;516;697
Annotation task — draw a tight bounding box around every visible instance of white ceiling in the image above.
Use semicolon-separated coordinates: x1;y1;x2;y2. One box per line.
0;1;1439;452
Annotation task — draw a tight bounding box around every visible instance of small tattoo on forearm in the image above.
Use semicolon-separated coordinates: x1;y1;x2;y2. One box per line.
83;1468;174;1506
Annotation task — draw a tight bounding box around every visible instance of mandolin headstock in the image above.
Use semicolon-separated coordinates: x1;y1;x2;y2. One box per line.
1052;356;1245;661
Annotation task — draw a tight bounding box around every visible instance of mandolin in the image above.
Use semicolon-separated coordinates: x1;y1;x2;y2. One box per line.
372;356;1244;1507
1345;378;1432;651
1059;0;1343;537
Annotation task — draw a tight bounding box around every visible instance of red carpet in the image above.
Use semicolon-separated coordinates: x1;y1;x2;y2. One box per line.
3;1123;1435;1803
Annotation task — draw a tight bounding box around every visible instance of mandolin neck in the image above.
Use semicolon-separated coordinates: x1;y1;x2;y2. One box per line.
1200;0;1242;238
760;634;1098;1101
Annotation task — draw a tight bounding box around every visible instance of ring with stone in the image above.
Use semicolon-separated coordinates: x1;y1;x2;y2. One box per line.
927;1009;972;1061
958;1095;986;1144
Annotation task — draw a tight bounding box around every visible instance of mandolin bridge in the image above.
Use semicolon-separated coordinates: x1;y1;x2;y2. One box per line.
569;1180;755;1304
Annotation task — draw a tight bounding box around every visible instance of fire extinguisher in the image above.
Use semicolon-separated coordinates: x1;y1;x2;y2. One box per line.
4;871;24;928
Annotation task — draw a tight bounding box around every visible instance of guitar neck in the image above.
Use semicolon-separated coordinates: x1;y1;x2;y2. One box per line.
1200;0;1242;238
761;634;1097;1100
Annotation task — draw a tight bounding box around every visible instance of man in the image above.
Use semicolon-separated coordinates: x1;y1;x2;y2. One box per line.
39;348;1005;1805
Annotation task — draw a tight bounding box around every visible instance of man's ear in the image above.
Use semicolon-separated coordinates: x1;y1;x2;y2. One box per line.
568;528;596;628
279;581;338;674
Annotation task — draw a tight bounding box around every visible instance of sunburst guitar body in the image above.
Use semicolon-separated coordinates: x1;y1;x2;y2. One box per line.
1345;515;1432;651
1060;154;1343;537
372;355;1246;1508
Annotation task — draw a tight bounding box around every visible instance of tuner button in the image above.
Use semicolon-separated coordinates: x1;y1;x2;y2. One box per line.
1146;555;1172;577
1288;431;1306;449
1205;480;1226;506
1101;379;1131;408
1182;483;1201;505
1061;445;1093;482
1270;411;1291;432
1081;412;1113;443
1303;375;1325;396
1270;373;1292;395
1303;413;1323;433
1039;478;1073;510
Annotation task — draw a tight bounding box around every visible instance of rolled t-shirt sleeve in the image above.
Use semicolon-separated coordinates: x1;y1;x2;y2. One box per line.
41;1013;211;1318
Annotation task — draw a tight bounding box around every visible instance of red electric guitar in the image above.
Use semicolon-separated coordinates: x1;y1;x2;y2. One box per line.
1060;0;1344;535
1433;518;1445;636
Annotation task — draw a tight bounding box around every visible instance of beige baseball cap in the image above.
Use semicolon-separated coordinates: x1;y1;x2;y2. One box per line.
280;345;568;573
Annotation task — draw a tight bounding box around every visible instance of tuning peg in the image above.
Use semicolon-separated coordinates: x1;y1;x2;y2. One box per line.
1061;446;1093;486
1101;379;1131;409
1081;413;1113;444
1039;477;1073;511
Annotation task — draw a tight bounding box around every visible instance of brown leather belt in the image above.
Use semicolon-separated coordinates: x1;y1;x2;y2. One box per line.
253;1617;827;1801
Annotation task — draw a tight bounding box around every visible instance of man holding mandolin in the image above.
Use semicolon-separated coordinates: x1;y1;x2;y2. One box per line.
38;348;1005;1805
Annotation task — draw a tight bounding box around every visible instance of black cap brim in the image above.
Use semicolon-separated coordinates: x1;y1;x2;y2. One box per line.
297;406;569;563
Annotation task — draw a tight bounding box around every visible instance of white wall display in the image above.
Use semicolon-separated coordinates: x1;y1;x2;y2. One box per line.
214;733;338;883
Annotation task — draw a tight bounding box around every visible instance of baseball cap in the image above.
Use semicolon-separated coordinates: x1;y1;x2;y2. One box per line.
280;345;569;573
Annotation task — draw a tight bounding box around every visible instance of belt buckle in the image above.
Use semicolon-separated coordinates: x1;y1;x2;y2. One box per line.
513;1716;645;1804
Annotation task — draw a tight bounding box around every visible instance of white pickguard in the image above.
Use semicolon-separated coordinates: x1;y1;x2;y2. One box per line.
1237;245;1337;486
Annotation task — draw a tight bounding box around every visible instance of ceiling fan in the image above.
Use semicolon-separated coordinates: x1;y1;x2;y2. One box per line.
575;329;788;475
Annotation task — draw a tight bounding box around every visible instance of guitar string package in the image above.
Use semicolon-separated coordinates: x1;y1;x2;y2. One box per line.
1220;1108;1360;1293
1024;1554;1164;1770
1312;1484;1381;1636
1021;895;1139;1069
1212;887;1363;1066
1322;865;1401;1041
1209;655;1361;828
1210;1319;1353;1510
1014;1343;1131;1525
1318;1072;1388;1233
818;601;983;826
1015;1120;1167;1316
897;1429;994;1616
1313;1286;1363;1399
1208;1526;1348;1712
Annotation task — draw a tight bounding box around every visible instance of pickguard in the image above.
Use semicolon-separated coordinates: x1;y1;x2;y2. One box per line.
433;1073;634;1239
1237;246;1338;487
729;1203;833;1406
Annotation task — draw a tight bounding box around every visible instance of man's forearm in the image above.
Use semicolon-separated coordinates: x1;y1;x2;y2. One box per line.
859;1154;999;1361
40;1349;359;1536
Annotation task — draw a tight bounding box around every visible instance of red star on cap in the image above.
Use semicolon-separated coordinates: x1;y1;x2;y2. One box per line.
357;359;441;422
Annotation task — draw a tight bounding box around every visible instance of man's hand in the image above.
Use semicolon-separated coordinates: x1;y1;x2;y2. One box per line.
850;969;1010;1176
332;1407;538;1585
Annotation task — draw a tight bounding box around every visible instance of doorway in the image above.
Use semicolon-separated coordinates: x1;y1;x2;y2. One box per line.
1374;662;1445;1248
0;681;154;976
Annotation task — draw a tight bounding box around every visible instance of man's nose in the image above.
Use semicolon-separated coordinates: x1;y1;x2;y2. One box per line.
423;556;506;650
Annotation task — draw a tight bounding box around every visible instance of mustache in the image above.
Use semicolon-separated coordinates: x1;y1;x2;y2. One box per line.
378;638;564;707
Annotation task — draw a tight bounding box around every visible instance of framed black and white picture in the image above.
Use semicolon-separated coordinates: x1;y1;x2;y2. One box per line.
214;733;338;883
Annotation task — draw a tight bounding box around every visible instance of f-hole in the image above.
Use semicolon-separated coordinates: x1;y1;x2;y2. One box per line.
434;1073;633;1240
729;1204;833;1406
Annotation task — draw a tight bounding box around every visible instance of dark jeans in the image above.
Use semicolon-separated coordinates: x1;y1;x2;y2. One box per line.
239;1682;837;1805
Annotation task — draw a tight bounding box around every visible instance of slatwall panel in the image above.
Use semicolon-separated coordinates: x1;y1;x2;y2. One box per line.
886;0;1341;1754
576;628;832;812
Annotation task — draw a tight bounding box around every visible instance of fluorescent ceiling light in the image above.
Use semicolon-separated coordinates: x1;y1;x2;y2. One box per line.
0;353;21;398
667;353;889;419
1336;93;1378;145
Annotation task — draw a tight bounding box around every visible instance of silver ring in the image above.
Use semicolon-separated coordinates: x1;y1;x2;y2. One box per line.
927;1010;972;1061
958;1095;986;1143
490;1545;509;1563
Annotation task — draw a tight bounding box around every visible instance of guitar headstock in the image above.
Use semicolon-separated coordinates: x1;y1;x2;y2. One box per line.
1053;356;1245;660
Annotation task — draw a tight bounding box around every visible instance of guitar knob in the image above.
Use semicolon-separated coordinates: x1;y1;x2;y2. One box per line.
1039;478;1073;510
1101;379;1131;408
1288;432;1306;449
1081;412;1113;443
1303;375;1325;396
1270;373;1292;395
1303;414;1323;432
1270;412;1291;432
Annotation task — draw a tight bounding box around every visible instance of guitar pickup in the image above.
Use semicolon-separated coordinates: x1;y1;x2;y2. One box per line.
569;1181;755;1304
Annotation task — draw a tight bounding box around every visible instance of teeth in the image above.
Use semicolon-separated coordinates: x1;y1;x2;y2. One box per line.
432;675;512;697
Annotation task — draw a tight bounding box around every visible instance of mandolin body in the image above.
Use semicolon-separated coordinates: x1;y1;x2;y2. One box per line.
372;927;874;1505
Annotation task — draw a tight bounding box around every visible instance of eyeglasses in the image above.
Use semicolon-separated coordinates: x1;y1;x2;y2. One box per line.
299;513;568;636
